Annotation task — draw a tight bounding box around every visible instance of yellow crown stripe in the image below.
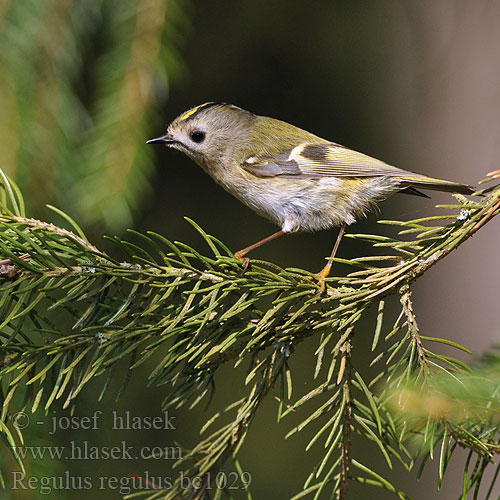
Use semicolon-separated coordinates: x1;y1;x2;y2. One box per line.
180;106;202;121
180;102;217;121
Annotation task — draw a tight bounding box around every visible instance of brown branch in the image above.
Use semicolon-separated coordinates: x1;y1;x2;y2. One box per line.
3;189;500;304
1;215;100;253
185;347;289;500
408;196;500;282
337;341;352;500
400;284;430;376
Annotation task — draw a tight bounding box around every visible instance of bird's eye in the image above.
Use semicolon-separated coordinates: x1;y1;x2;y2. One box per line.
190;131;205;143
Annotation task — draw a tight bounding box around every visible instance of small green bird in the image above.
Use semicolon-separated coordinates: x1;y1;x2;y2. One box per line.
147;102;474;284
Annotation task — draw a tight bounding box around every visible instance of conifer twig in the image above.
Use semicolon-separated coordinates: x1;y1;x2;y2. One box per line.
0;171;499;499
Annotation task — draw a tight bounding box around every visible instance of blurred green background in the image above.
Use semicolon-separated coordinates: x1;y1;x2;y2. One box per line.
1;0;499;498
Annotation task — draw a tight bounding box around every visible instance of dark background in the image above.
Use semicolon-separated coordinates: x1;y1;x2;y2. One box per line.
1;1;499;499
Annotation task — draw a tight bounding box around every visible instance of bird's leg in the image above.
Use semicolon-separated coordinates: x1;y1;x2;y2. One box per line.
317;222;347;294
234;230;286;269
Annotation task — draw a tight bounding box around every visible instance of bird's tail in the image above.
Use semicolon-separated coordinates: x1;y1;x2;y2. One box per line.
401;175;475;195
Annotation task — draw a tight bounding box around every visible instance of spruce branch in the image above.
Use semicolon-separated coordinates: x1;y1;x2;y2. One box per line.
0;169;499;499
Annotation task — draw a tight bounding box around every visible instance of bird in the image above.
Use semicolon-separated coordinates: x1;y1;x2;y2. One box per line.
147;102;474;286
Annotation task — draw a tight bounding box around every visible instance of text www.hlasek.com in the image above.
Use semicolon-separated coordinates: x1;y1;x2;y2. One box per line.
12;441;182;461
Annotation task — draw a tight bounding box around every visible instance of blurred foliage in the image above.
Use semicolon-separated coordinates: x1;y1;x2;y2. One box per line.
389;347;500;424
0;0;189;232
387;347;500;499
0;168;499;499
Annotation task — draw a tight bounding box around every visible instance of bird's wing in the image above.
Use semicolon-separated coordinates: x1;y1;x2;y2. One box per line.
241;142;412;178
241;141;475;195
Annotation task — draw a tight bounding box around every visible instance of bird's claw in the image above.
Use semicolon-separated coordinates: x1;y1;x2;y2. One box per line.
313;263;332;295
234;252;250;272
316;277;327;295
304;269;329;295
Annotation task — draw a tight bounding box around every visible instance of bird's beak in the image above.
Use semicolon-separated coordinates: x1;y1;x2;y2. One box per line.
146;133;175;145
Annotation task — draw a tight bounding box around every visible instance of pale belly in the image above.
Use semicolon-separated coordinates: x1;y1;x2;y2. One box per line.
221;175;402;233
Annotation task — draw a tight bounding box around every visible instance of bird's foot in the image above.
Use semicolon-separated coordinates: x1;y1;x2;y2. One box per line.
315;263;333;295
234;251;250;272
